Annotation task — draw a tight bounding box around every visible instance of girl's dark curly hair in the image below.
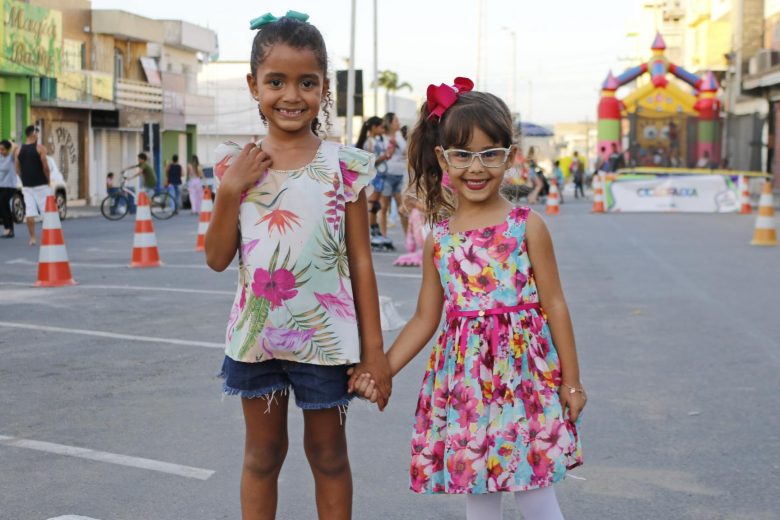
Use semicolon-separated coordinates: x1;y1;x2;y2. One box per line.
250;16;332;135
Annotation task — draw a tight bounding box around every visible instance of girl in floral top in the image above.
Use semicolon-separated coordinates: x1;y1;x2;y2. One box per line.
354;79;585;519
205;12;390;520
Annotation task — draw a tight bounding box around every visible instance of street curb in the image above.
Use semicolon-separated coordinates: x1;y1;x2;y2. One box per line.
64;207;101;220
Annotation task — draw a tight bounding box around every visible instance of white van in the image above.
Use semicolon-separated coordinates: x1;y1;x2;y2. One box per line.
12;155;68;222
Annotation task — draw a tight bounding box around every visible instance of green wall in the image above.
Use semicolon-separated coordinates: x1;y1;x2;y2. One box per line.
162;130;181;162
163;126;198;167
0;76;31;142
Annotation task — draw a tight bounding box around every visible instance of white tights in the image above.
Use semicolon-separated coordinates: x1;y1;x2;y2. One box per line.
465;487;564;520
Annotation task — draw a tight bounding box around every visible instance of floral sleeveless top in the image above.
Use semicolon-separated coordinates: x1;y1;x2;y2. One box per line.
213;140;375;365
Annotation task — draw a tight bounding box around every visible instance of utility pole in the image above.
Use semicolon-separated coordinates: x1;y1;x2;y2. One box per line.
373;0;378;116
346;0;357;144
502;27;517;116
476;0;484;90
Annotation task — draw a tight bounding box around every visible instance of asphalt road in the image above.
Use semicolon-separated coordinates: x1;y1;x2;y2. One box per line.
1;199;778;520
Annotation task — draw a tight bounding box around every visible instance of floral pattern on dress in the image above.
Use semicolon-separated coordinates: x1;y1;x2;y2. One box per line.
214;141;375;365
410;206;582;494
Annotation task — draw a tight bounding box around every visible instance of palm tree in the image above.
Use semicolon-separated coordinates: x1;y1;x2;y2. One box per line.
374;70;412;112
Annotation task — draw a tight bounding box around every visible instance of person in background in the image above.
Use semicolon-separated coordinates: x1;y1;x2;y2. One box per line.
123;152;157;199
105;172;116;195
668;120;679;154
0;139;17;238
14;125;51;246
355;116;383;153
553;159;566;203
570;151;584;199
696;150;712;169
166;154;183;211
526;147;544;204
595;146;606;172
393;191;426;267
356;116;387;237
379;112;409;239
187;155;204;215
608;142;625;172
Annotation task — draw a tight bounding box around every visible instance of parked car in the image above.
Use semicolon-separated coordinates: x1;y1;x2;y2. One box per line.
12;155;68;223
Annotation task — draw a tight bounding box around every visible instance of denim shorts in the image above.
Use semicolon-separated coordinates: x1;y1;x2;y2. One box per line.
381;174;404;196
220;356;354;410
371;173;385;192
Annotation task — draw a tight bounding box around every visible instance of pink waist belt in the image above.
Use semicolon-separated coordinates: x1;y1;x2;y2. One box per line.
446;303;542;357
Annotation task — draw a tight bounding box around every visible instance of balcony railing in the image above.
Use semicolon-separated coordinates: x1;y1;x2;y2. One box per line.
116;78;163;111
31;70;115;107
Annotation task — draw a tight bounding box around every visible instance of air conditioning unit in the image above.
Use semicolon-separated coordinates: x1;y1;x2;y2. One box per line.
748;49;780;75
662;1;685;22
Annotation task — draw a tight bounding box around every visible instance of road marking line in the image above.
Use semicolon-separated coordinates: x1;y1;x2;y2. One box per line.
0;281;234;296
0;321;223;349
0;435;214;481
7;259;411;277
374;271;422;279
48;516;102;520
5;258;236;270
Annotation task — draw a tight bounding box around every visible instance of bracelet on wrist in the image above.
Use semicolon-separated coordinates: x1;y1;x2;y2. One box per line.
561;383;585;394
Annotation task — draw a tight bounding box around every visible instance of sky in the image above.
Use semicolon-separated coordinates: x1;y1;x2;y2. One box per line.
91;0;644;125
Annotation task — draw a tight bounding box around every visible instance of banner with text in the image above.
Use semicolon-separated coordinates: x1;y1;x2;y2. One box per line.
607;175;739;213
0;0;62;76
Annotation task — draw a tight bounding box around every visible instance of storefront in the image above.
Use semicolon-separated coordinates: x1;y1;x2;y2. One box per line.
0;0;61;142
0;76;30;142
30;104;89;201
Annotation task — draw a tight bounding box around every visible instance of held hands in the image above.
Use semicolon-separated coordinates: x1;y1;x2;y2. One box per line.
220;143;272;195
351;372;379;404
347;353;392;411
559;382;587;422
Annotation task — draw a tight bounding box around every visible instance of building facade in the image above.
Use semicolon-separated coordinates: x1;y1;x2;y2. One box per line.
89;9;216;202
623;0;771;176
744;0;780;188
0;1;217;205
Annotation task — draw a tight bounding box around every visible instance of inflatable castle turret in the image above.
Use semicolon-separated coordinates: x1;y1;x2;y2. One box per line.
596;33;722;167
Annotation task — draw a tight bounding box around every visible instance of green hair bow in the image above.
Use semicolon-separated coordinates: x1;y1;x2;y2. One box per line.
250;10;310;30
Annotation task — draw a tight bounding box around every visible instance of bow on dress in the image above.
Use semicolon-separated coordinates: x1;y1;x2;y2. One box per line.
250;10;309;29
426;77;474;120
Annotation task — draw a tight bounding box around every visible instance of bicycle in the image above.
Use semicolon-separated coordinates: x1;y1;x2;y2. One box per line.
100;177;176;221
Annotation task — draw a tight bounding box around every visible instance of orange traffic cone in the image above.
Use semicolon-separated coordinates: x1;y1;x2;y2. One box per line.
35;195;75;287
750;180;778;246
545;179;560;215
592;173;605;213
739;176;752;214
195;187;213;252
130;191;162;267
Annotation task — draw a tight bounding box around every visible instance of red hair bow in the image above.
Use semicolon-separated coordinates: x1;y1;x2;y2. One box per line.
426;77;474;120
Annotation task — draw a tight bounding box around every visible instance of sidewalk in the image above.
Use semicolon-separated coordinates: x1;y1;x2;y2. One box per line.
66;205;101;219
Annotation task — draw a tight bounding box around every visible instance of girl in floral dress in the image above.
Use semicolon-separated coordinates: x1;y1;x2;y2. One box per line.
353;79;586;519
205;12;391;520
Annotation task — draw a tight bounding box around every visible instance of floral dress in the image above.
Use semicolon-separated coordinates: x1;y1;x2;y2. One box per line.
410;206;582;494
213;140;374;366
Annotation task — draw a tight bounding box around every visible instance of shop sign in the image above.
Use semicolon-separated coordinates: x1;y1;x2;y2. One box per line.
0;0;62;76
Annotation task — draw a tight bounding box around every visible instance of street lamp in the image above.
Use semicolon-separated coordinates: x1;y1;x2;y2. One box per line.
501;26;517;117
346;0;357;144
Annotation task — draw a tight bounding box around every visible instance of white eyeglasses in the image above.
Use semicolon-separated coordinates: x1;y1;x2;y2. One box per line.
441;147;511;169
